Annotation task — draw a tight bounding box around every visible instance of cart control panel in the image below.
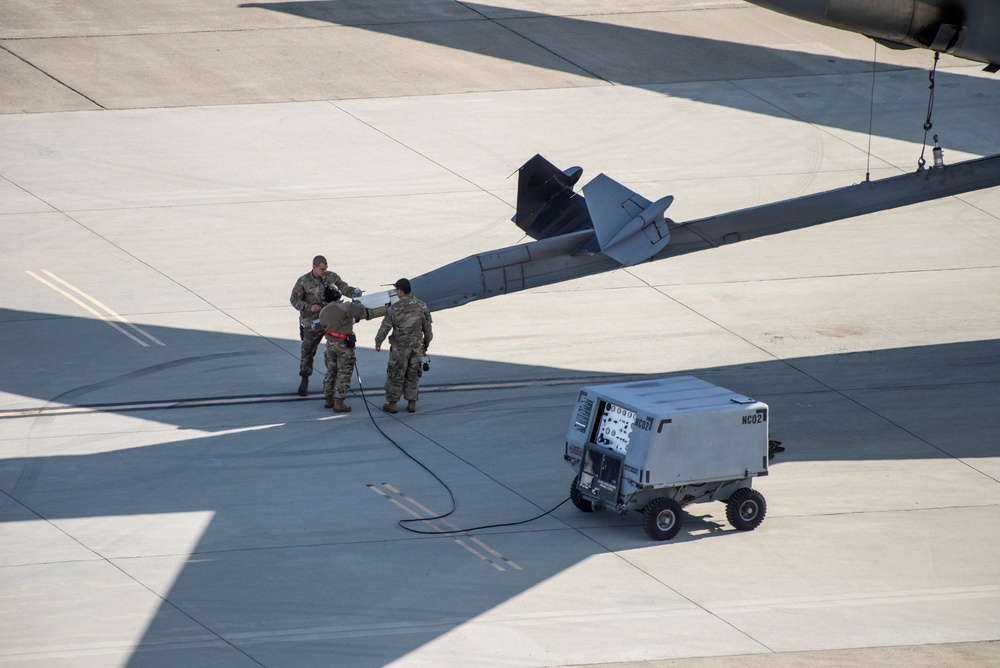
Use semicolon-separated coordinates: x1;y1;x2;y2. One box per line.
591;400;636;454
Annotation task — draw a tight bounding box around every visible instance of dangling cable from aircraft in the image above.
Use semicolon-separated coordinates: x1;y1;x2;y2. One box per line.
865;42;878;182
918;52;941;170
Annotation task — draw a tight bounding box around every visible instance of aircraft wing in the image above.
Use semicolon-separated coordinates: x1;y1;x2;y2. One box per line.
653;154;1000;261
360;153;1000;314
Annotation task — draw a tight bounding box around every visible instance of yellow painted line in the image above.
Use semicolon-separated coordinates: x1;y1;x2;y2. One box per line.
383;483;522;571
371;484;519;572
27;270;151;346
26;269;165;346
368;485;506;571
42;269;165;346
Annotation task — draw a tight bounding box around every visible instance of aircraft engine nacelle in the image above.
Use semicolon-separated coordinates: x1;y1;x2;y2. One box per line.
745;0;998;69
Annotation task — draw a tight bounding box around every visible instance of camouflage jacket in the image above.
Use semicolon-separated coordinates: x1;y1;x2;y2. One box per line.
319;300;367;338
375;295;433;350
289;270;357;328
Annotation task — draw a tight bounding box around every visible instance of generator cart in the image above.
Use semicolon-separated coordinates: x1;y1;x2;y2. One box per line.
565;376;770;541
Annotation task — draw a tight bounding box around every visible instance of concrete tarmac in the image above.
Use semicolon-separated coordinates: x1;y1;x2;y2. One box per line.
1;1;999;666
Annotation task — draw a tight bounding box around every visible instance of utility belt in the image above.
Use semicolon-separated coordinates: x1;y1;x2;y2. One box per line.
326;331;357;349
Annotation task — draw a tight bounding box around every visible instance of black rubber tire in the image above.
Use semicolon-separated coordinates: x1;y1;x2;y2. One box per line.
642;497;683;541
570;475;596;512
726;487;767;531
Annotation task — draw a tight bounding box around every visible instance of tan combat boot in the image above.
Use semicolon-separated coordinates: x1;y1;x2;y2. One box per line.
325;395;336;409
382;401;398;414
333;398;351;413
407;400;417;413
298;376;309;397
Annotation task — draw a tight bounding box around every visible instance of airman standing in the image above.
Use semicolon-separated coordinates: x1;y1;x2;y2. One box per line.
289;255;362;396
374;278;433;414
319;286;367;412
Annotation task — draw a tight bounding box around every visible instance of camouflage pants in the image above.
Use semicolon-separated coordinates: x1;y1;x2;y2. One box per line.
385;345;422;402
299;324;324;377
323;339;356;399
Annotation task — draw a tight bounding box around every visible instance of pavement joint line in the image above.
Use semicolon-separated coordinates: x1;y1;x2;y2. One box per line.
0;43;105;109
0;2;757;47
330;101;514;209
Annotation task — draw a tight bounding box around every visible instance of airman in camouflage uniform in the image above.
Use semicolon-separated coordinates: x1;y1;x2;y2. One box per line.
374;278;433;414
319;286;367;412
289;255;361;397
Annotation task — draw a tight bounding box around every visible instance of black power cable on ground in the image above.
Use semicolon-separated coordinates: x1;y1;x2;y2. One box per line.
351;361;571;536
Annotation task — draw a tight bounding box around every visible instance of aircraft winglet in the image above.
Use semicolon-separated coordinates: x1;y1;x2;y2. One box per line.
582;174;674;266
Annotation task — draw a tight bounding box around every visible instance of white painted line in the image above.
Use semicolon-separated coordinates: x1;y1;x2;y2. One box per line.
41;269;166;346
26;270;151;347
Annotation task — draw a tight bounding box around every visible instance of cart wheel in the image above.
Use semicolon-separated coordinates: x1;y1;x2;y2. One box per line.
570;476;596;512
642;497;683;541
726;488;767;531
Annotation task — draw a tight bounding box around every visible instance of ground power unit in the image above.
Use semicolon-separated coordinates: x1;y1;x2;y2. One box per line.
565;376;770;541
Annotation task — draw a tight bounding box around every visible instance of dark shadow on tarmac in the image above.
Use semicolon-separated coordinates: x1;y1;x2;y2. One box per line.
240;1;999;154
1;308;998;665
